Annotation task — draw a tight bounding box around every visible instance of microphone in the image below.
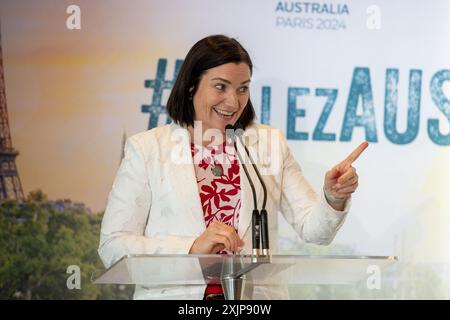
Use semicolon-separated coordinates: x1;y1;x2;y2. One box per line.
225;124;260;257
234;123;270;256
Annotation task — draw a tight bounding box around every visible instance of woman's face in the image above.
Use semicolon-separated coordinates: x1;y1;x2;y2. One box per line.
192;62;251;134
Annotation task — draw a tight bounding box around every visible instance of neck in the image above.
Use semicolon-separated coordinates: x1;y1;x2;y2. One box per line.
187;125;226;147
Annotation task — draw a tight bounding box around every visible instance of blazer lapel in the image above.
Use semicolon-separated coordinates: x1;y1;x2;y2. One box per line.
167;123;206;235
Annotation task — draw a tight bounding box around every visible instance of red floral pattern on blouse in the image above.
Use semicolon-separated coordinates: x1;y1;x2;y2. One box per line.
191;141;241;234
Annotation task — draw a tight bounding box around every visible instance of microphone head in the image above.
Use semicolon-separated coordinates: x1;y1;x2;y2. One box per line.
234;122;244;138
225;124;235;140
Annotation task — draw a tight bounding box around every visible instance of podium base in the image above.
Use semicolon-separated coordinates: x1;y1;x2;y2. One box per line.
221;275;253;300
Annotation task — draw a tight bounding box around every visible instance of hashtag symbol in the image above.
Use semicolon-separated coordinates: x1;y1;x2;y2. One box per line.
141;58;183;129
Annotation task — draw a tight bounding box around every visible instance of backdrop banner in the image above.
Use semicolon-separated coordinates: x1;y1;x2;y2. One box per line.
1;0;449;299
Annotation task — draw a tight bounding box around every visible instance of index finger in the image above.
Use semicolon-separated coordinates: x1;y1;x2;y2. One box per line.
342;141;369;166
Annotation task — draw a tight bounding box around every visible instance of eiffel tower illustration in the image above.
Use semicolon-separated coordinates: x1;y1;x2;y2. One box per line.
0;26;24;201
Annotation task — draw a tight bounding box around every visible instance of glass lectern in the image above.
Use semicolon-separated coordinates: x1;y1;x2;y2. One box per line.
92;254;397;300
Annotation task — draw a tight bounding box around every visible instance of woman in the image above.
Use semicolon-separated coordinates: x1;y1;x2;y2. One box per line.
98;35;367;300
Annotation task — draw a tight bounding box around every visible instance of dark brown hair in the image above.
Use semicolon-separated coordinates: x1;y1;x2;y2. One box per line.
166;35;256;128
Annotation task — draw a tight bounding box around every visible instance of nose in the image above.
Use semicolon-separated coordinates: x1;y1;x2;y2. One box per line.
225;90;239;109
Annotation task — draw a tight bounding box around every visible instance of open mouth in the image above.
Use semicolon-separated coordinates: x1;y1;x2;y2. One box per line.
213;107;236;120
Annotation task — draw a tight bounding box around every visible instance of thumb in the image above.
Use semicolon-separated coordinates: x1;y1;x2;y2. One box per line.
212;244;225;253
327;166;341;180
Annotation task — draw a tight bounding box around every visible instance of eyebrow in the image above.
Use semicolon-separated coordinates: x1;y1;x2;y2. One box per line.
211;77;251;85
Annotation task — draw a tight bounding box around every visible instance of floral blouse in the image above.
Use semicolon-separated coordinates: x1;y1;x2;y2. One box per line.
191;141;241;241
191;141;241;298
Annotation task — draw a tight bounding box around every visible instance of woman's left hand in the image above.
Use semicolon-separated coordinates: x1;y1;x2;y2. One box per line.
323;142;369;211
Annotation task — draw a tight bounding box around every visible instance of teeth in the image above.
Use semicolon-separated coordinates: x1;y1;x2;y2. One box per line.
214;108;234;116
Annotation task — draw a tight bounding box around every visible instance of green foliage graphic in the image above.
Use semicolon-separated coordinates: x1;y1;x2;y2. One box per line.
0;190;133;299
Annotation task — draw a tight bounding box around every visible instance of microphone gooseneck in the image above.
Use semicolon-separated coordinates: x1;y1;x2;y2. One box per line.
225;124;261;256
232;123;270;257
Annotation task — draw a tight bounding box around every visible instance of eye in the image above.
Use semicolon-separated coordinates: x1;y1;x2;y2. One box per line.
215;83;226;91
239;86;249;93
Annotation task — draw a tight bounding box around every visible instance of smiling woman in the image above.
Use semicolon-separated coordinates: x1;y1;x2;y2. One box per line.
166;35;256;134
98;34;363;301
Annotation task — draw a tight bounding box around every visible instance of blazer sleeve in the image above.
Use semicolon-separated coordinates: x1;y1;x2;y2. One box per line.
278;130;350;245
98;136;197;268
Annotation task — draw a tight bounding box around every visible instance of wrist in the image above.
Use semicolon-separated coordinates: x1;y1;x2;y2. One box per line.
323;187;348;205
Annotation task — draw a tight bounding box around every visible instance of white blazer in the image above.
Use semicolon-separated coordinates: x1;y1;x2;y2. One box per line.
98;122;350;300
